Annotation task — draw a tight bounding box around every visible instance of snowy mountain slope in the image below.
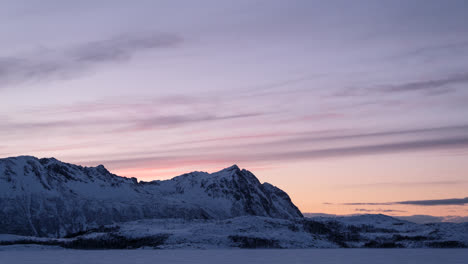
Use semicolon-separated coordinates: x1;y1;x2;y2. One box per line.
144;165;302;219
112;216;336;249
0;156;302;237
0;216;345;249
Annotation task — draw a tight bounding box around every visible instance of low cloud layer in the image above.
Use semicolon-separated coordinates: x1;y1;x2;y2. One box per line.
398;197;468;206
340;197;468;206
354;208;406;213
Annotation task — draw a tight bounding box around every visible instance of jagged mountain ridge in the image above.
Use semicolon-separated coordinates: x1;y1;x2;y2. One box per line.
0;156;302;237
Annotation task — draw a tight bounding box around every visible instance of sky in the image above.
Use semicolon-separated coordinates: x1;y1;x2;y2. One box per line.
1;0;468;220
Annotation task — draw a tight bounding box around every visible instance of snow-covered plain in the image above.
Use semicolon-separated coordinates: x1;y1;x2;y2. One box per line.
0;248;467;264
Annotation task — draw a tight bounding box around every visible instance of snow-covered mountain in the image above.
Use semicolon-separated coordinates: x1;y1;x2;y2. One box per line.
0;156;302;237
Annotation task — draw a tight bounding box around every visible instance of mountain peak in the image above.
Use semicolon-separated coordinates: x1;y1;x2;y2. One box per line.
38;157;60;164
95;164;109;173
219;164;240;172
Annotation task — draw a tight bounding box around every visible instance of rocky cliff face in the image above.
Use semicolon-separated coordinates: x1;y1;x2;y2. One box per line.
0;156;302;237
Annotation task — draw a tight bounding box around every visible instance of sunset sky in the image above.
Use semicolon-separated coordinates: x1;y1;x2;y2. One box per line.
1;0;468;220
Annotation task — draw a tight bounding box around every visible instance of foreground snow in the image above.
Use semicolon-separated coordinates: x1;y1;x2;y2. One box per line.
1;215;467;249
0;249;467;264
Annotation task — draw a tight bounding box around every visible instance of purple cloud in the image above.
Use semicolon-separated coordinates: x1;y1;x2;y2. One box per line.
380;72;468;94
0;32;182;88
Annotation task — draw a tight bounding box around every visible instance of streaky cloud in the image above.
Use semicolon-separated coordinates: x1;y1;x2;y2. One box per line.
0;32;182;88
80;135;468;171
70;33;181;63
334;72;468;97
380;72;468;94
130;112;264;131
398;197;468;206
247;124;468;148
262;136;468;161
0;111;262;136
384;40;468;62
336;180;468;188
